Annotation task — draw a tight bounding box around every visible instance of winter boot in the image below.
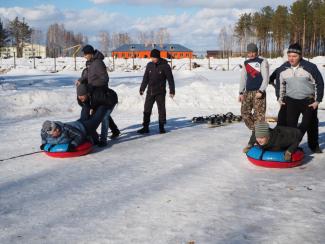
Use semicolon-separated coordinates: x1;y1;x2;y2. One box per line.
110;129;120;139
159;123;166;134
98;140;108;147
109;117;120;139
137;112;151;134
137;126;149;134
311;145;323;154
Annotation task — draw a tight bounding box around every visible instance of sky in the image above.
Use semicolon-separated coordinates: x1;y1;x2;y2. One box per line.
0;0;295;52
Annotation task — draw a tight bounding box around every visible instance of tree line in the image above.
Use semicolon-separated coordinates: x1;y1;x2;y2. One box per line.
234;0;325;57
0;16;172;58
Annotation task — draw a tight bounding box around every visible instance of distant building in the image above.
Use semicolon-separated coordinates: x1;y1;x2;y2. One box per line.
0;43;46;58
207;50;242;58
112;44;193;59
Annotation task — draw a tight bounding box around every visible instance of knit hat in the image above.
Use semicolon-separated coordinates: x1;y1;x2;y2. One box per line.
77;84;88;96
247;43;258;53
42;120;58;134
82;44;95;54
255;122;270;138
150;49;160;58
287;43;302;55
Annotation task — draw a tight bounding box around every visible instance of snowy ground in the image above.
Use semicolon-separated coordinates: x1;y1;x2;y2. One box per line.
0;59;325;244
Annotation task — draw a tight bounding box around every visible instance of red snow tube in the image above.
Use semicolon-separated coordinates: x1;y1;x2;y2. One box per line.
44;141;93;158
247;150;304;168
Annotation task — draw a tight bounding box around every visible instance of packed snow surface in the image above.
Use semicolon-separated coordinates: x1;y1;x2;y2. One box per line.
0;58;324;244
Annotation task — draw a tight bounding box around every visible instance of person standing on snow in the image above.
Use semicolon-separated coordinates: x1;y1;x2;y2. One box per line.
277;43;324;153
239;43;269;153
137;49;175;134
76;45;120;145
270;60;322;154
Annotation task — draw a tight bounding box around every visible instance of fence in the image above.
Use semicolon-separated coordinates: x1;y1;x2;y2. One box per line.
0;56;324;73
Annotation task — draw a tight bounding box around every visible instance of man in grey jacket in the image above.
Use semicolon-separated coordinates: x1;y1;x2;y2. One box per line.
239;43;269;153
278;43;324;153
77;44;109;87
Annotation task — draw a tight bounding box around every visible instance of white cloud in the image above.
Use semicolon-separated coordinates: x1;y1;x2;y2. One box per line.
0;5;63;27
89;0;295;9
0;1;294;51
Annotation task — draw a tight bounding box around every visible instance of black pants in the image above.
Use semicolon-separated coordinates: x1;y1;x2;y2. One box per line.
79;105;108;141
279;97;319;149
143;93;166;125
108;116;119;132
80;105;118;132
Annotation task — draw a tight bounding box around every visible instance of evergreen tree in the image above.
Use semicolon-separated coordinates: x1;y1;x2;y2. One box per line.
7;17;32;57
0;18;8;47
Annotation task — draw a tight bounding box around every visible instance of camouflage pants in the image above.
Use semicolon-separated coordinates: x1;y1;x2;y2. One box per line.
241;90;266;130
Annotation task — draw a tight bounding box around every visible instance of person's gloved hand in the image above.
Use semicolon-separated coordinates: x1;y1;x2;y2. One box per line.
284;150;292;161
40;144;45;150
68;144;76;152
139;90;144;96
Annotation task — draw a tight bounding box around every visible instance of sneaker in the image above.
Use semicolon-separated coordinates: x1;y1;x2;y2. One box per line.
110;129;120;139
137;126;149;134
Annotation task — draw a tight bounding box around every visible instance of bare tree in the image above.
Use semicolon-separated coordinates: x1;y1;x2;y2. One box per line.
46;23;87;57
155;28;170;47
99;31;110;56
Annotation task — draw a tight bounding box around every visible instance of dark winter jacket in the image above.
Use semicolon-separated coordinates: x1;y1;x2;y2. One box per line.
269;67;279;88
254;126;302;153
79;50;109;87
41;121;86;148
78;66;89;85
140;58;175;95
77;86;118;110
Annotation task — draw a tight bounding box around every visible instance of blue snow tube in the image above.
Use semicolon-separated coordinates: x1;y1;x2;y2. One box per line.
44;142;93;158
247;146;287;162
44;143;69;152
246;146;304;168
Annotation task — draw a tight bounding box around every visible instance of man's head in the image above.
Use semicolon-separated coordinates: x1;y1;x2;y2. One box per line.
247;43;258;59
150;49;160;63
77;84;89;102
82;44;95;61
287;43;302;67
42;120;61;138
255;122;270;146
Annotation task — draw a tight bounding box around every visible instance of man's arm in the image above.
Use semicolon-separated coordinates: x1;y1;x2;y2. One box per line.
259;59;269;92
65;125;84;148
269;68;277;87
140;65;150;93
165;64;175;95
279;72;286;103
239;64;247;94
311;65;324;103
